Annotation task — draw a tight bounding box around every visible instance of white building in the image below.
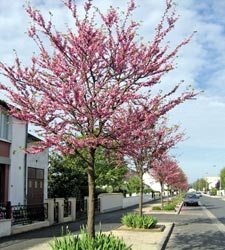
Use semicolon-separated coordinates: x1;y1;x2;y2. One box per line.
204;176;220;190
0;101;48;205
143;172;161;192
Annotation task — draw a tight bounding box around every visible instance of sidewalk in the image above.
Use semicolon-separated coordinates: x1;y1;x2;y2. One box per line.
26;222;174;250
0;199;178;250
24;201;178;250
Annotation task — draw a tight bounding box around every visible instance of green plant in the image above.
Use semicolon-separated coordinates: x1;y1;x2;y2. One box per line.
121;213;157;229
152;206;161;211
49;227;132;250
163;202;176;211
211;188;217;195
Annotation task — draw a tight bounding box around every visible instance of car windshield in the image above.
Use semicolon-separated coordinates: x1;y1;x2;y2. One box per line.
186;194;197;198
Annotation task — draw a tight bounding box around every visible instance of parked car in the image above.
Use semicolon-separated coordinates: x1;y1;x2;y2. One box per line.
183;193;199;206
196;191;202;198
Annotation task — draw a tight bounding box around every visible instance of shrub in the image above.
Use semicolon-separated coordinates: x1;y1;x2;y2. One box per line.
163;202;176;211
49;228;132;250
152;206;161;211
121;213;157;229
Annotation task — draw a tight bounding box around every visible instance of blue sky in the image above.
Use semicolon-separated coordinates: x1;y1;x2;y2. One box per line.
0;0;225;183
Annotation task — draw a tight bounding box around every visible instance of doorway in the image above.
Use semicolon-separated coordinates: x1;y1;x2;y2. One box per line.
27;167;44;205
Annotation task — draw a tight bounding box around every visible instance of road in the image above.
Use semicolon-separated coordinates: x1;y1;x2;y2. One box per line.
166;195;225;250
1;196;225;250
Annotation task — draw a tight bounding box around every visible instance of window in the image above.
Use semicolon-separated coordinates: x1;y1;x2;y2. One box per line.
0;112;10;141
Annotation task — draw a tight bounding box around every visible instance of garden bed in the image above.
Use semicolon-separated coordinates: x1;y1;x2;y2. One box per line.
115;224;165;232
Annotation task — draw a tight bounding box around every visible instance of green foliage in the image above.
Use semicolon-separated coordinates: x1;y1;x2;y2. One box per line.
121;213;157;229
220;167;225;189
211;188;217;195
95;148;128;193
48;153;88;199
49;228;132;250
172;195;184;204
152;206;161;211
192;178;209;191
163;202;176;211
125;176;140;196
152;195;182;211
143;187;154;194
48;148;129;199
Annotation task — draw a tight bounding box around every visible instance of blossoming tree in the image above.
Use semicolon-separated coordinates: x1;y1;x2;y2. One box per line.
123;114;185;215
151;155;181;209
0;0;196;236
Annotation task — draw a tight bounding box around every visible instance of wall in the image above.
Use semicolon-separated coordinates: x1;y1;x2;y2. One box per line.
123;194;152;208
98;193;123;213
0;219;11;237
98;193;154;213
8;118;27;205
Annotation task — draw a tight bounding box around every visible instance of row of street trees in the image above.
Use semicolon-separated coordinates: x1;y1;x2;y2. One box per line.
0;0;197;237
192;178;209;192
192;167;225;192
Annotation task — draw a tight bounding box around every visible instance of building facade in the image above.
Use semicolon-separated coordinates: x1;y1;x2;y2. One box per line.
0;101;48;205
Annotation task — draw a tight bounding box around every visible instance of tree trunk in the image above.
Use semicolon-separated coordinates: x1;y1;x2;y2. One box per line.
160;181;164;210
138;168;143;216
87;148;96;237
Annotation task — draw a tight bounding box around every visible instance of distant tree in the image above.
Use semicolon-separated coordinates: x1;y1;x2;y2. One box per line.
192;178;209;191
122;114;185;215
215;181;220;190
220;167;225;189
171;168;188;192
151;156;180;209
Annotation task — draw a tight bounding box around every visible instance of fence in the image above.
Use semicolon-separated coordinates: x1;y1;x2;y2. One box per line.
11;203;48;225
0;202;11;220
64;200;72;217
0;194;154;238
75;198;100;219
54;201;59;224
76;199;87;219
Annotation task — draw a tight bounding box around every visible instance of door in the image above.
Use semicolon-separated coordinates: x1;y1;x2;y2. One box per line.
0;164;4;203
27;167;44;205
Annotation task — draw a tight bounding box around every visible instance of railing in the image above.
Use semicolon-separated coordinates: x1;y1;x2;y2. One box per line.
76;199;87;219
0;201;11;220
11;203;48;225
54;201;59;223
64;200;72;217
75;198;100;219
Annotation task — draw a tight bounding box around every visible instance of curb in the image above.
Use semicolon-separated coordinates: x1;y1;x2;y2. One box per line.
157;222;175;250
175;201;184;215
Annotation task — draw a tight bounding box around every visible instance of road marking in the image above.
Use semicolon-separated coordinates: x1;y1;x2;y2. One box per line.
200;201;225;236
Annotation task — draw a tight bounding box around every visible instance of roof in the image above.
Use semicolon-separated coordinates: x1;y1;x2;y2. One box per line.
27;133;42;143
0;99;9;110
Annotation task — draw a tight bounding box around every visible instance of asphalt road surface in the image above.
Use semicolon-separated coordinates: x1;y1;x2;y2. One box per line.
166;195;225;250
